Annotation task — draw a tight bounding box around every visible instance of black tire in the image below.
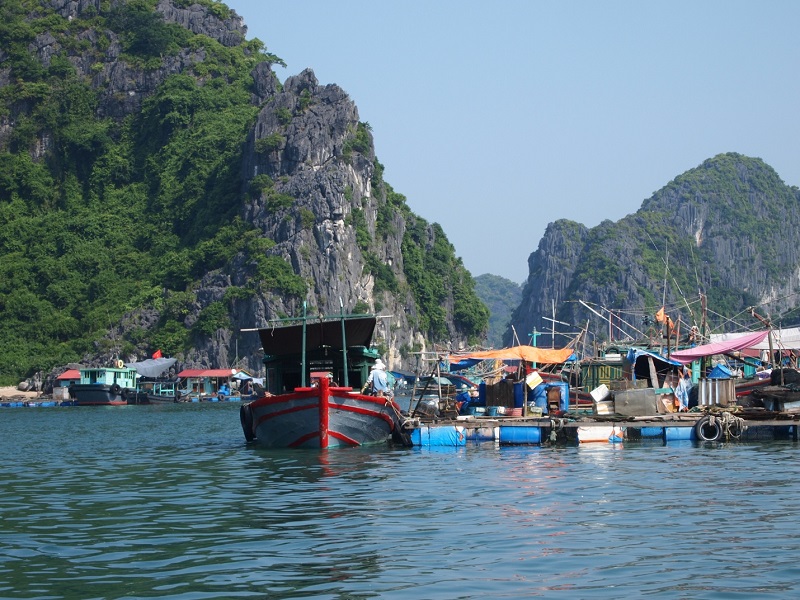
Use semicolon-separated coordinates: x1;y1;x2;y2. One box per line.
110;383;121;396
694;415;723;442
240;403;255;442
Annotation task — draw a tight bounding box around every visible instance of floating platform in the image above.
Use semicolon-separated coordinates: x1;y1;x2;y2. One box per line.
402;413;800;447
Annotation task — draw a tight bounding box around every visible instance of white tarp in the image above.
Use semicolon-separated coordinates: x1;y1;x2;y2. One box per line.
126;357;177;378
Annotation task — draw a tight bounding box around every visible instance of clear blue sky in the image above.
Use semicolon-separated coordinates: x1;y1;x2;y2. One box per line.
226;0;800;284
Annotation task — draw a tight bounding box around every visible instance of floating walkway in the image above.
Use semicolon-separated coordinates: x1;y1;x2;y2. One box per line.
0;400;72;408
404;413;799;447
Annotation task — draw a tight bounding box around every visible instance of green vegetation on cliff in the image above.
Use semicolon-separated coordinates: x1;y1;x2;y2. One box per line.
0;0;487;383
0;1;296;381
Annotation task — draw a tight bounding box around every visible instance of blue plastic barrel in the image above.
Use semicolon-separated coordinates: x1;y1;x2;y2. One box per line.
411;425;466;447
665;426;695;441
531;383;549;414
499;426;542;444
513;382;525;408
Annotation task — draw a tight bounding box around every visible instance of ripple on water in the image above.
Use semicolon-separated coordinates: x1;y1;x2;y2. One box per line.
2;407;800;598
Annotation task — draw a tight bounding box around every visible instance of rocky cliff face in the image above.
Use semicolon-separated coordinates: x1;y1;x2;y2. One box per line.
184;67;442;373
509;154;800;348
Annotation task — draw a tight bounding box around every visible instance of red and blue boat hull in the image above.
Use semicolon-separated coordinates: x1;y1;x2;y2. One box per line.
241;376;401;449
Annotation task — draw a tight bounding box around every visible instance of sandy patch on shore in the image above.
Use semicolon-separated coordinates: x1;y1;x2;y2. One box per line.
0;386;44;399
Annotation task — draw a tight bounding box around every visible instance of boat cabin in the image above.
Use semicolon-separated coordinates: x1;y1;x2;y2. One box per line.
139;379;181;399
78;364;138;389
258;316;380;395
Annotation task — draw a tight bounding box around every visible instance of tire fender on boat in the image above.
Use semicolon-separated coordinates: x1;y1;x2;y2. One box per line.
694;415;723;442
240;403;255;442
110;383;122;396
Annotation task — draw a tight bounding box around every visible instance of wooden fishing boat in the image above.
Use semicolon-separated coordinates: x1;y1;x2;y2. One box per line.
240;311;407;449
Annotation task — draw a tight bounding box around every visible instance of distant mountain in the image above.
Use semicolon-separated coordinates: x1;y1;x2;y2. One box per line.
474;274;522;347
508;153;800;348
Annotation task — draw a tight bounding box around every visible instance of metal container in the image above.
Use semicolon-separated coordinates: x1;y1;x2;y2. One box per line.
614;387;659;416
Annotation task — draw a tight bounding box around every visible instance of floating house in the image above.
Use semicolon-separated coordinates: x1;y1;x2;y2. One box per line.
176;368;238;400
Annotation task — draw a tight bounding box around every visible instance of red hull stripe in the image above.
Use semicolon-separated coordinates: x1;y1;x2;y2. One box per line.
328;430;360;446
289;431;321;448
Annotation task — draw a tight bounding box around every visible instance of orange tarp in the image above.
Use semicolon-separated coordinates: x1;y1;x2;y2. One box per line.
455;345;574;364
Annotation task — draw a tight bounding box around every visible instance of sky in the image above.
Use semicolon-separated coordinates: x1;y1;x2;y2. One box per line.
225;0;800;284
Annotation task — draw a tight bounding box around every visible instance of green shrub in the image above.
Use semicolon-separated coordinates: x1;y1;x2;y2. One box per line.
256;132;285;153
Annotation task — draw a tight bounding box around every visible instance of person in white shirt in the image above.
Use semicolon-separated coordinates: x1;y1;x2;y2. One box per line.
362;359;390;396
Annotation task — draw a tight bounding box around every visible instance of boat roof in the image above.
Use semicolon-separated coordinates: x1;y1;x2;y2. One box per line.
257;316;377;357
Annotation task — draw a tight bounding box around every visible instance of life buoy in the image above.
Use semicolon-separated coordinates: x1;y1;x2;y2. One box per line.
240;403;255;442
109;383;122;396
694;415;723;442
115;359;124;369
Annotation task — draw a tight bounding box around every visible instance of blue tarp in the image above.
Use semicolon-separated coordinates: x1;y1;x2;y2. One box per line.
448;358;482;371
389;370;416;385
626;348;684;386
625;348;683;367
708;364;732;379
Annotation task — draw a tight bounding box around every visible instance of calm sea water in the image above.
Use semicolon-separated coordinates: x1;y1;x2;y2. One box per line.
1;403;799;599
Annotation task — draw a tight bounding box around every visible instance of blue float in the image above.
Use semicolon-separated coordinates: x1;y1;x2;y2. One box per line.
665;426;695;441
639;427;665;439
411;425;466;447
499;426;542;445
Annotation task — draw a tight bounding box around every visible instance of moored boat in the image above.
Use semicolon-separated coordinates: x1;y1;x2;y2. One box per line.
125;357;181;404
240;312;407;449
241;374;402;448
69;361;137;406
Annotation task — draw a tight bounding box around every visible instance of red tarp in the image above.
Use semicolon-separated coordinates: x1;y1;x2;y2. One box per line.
454;345;574;364
669;330;770;364
177;369;236;378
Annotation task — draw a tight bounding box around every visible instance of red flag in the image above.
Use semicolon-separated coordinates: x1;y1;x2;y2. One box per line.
152;349;163;359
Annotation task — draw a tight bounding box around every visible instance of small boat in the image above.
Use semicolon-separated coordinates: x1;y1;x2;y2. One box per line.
134;379;184;404
240;310;407;449
69;361;138;406
125;357;181;404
